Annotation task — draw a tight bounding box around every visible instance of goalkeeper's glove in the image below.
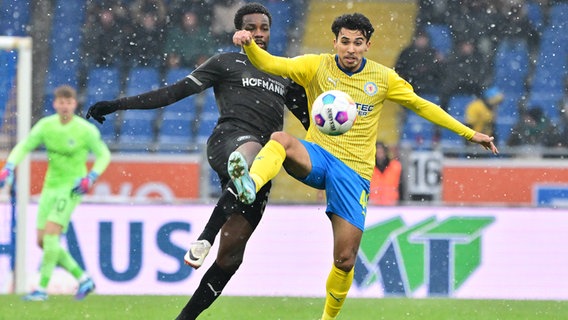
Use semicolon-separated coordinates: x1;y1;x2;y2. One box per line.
71;171;99;195
0;163;15;188
85;100;120;124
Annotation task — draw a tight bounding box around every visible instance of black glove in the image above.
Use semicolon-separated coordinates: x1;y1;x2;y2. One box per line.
86;100;120;124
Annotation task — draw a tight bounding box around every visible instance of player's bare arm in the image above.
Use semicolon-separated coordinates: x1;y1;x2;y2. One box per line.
470;132;499;154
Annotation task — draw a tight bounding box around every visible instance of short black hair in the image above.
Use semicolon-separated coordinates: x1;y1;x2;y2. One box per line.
331;13;374;41
234;2;272;30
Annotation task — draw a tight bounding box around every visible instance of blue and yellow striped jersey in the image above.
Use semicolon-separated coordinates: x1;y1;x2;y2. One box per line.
244;42;475;180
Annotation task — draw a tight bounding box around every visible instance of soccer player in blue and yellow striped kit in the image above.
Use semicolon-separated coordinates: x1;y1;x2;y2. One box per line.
231;13;498;320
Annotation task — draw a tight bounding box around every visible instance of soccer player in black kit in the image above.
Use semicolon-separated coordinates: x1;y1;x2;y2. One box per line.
86;3;308;319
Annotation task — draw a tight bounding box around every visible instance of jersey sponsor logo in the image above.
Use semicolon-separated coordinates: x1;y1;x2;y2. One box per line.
363;81;378;96
241;77;285;95
47;148;74;157
355;103;374;116
235;59;247;65
327;77;338;86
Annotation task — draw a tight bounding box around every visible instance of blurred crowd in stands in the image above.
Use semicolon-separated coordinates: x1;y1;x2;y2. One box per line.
1;0;567;154
396;0;568;151
78;0;303;90
76;0;568;154
79;0;250;94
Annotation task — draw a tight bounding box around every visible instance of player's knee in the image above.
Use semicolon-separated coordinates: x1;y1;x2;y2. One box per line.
334;259;355;273
216;254;243;274
270;131;291;147
43;242;58;256
334;252;357;272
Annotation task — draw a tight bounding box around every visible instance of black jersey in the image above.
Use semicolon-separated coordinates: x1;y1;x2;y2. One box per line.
118;51;308;135
188;52;288;135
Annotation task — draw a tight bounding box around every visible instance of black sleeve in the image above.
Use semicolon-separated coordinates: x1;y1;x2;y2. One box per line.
285;82;310;131
115;54;225;110
116;77;197;110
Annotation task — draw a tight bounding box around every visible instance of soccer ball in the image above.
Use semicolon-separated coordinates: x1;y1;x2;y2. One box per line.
311;90;357;136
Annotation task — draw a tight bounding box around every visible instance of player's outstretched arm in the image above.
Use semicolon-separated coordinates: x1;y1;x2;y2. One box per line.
86;79;196;124
469;132;499;154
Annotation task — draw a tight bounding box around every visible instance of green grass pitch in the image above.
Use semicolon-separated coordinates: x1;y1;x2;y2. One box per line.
1;295;567;319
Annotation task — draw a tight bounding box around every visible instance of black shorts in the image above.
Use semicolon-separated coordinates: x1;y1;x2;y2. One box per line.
206;122;270;186
206;122;272;228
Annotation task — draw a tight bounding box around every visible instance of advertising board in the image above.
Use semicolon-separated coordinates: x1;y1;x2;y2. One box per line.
1;205;566;299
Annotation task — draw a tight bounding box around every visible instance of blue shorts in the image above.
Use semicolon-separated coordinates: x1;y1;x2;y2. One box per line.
295;140;369;231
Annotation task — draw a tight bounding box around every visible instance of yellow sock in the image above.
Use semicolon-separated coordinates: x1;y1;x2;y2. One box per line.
249;140;286;192
321;312;336;320
321;264;354;320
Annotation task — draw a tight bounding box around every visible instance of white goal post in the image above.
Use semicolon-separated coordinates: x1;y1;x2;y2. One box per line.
0;36;32;294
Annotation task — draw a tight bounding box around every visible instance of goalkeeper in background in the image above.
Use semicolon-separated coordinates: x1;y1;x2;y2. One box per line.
0;85;111;301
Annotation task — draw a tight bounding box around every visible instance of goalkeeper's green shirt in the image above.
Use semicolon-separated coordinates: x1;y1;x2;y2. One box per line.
7;114;111;189
243;41;476;180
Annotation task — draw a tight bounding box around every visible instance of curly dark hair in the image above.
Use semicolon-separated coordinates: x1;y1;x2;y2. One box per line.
331;13;375;41
234;2;272;30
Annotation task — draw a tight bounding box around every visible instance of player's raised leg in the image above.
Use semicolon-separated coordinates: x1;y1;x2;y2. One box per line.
228;138;289;204
227;151;257;204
